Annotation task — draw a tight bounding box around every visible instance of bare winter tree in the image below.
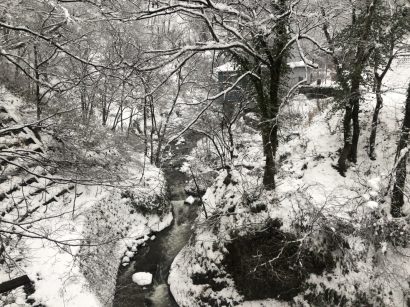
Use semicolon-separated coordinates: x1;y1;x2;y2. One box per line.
0;0;81;119
1;0;333;188
84;0;330;189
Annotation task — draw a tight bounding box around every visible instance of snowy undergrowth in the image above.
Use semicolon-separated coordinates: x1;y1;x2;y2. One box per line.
279;63;410;306
169;62;410;306
169;170;266;307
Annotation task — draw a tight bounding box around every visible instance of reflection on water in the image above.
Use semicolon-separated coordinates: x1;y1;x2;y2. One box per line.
148;284;171;307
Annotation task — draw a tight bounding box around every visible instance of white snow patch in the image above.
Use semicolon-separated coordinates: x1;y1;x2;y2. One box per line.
368;177;382;192
366;201;379;209
175;137;185;145
215;62;237;72
288;60;307;68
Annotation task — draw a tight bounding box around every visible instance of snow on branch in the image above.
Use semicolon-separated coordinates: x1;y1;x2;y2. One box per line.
135;42;263;71
0;108;79;136
167;70;255;144
0;21;111;69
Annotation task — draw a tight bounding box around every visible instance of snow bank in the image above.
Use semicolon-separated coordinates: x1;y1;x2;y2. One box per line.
169;170;263;306
79;190;172;305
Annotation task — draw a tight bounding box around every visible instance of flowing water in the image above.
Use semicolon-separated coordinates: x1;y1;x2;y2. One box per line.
113;133;201;307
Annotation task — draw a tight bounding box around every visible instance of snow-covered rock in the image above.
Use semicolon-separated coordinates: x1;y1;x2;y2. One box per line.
184;195;196;205
125;251;134;258
122;256;130;263
132;272;153;286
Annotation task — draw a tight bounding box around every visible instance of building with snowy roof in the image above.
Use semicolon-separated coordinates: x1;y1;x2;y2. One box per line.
215;60;319;107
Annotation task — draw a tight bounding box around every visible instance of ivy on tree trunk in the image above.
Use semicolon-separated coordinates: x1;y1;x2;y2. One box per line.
391;82;410;217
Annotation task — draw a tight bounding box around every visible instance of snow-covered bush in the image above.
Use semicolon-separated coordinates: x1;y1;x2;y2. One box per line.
121;188;169;215
224;218;336;301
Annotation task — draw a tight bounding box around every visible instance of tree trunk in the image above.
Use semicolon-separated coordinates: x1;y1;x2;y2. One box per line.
111;106;121;131
369;53;395;159
33;44;41;120
127;107;134;138
120;104;123;131
260;63;282;190
391;82;410;217
154;125;163;167
80;87;87;123
333;0;378;175
143;96;148;158
337;74;361;175
80;64;88;123
87;98;94;125
261;122;278;189
149;95;156;164
369;77;383;160
227;122;235;161
0;275;31;294
249;57;283;190
102;100;108;126
350;92;360;163
337;101;352;175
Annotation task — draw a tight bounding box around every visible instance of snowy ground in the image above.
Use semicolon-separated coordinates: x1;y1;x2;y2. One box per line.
168;60;410;306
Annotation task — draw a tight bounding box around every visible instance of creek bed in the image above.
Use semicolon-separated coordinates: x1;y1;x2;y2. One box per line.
113;132;202;307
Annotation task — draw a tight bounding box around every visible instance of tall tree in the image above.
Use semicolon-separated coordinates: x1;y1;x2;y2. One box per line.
391;82;410;217
369;3;409;159
322;0;379;175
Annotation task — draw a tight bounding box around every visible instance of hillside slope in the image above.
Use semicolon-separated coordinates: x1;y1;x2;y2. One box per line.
0;87;171;307
168;58;410;306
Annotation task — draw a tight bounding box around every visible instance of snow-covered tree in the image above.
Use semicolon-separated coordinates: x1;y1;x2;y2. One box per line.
321;0;380;175
88;0;329;189
368;2;409;159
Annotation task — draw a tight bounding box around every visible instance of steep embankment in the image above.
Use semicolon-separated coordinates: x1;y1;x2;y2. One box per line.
0;87;171;307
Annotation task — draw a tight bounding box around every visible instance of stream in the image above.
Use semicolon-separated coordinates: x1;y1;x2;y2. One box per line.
113;132;201;307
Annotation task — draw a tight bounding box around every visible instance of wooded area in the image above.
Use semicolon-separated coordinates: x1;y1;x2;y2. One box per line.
0;0;409;306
